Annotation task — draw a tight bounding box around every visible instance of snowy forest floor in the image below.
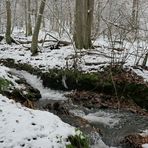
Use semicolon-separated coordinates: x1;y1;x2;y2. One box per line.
0;31;148;148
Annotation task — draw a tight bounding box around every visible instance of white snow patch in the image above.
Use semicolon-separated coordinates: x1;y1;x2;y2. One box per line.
0;65;20;89
132;68;148;82
143;144;148;148
0;94;75;148
140;130;148;137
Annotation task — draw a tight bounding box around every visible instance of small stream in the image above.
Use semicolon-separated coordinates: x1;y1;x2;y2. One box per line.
10;69;148;148
70;108;148;147
10;69;67;100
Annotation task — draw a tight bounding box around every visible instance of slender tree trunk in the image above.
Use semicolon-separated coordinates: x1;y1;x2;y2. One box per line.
132;0;139;31
93;0;101;38
74;0;94;49
24;1;28;37
27;0;32;36
35;0;38;23
31;0;46;55
5;0;12;44
142;53;148;67
0;2;2;33
67;0;73;33
11;0;18;33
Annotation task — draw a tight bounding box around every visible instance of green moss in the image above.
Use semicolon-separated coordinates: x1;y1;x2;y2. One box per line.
0;77;12;93
77;73;99;90
66;129;89;148
41;69;101;91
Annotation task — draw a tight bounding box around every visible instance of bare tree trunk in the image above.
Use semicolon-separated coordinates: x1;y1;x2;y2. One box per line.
142;53;148;67
74;0;94;49
73;0;84;49
93;0;101;38
132;0;139;32
5;0;12;44
31;0;46;55
34;0;38;23
83;0;94;48
24;1;28;37
11;0;18;33
0;2;2;33
67;0;73;34
27;0;32;36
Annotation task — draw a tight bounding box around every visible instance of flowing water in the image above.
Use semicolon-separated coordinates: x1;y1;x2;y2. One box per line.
70;108;148;147
10;69;67;100
10;69;148;148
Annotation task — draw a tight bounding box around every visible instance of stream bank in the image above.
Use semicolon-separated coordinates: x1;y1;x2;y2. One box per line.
0;58;148;110
0;60;148;147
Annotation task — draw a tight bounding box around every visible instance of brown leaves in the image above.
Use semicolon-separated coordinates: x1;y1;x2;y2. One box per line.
23;99;34;109
122;134;148;148
67;91;148;116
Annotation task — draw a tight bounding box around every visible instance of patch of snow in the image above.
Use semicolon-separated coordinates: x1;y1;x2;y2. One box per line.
132;68;148;82
143;144;148;148
0;94;75;148
0;65;20;89
140;130;148;136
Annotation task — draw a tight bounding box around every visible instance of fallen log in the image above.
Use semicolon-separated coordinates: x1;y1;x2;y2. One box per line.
16;39;71;46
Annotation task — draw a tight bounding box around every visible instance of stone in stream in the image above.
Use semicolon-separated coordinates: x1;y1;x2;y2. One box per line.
36;99;70;115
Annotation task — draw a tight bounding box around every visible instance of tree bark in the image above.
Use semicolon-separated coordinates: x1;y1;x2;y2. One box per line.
11;0;18;33
132;0;139;31
74;0;94;49
24;1;28;37
5;0;12;44
31;0;46;55
27;0;32;36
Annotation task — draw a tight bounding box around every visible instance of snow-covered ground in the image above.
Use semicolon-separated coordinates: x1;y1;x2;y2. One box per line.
0;35;148;81
0;94;75;148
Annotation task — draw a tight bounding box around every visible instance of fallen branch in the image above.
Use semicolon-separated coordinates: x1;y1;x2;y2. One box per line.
16;39;71;46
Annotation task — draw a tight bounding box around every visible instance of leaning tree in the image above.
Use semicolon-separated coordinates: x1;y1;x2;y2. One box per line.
31;0;46;55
